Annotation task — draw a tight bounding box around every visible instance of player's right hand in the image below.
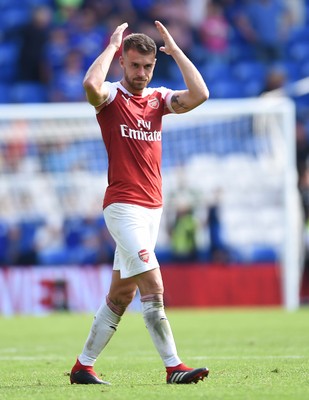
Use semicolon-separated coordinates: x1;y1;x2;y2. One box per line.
110;22;128;51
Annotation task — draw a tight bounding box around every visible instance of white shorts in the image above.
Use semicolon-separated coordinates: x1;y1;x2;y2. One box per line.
103;203;162;279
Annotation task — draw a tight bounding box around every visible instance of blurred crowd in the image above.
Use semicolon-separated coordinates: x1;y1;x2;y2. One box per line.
1;0;309;268
0;0;308;101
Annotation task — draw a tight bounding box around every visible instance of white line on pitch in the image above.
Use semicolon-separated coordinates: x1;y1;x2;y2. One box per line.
191;355;305;360
0;356;66;361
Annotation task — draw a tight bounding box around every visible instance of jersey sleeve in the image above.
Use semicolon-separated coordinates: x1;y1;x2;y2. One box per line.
164;90;177;114
154;86;176;115
96;82;118;112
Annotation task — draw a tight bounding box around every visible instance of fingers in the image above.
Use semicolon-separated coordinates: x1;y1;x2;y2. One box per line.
155;20;174;44
116;22;128;33
155;20;177;55
154;20;167;35
110;22;128;48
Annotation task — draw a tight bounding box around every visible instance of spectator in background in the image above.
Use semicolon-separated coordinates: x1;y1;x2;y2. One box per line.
34;216;66;265
96;216;116;264
206;189;229;263
162;20;198;83
284;0;306;30
82;0;138;29
238;0;292;63
82;0;116;22
106;58;123;83
6;211;39;266
46;26;71;75
54;0;84;25
186;0;208;27
49;49;86;102
169;203;198;262
150;0;189;24
129;0;156;21
16;6;52;84
296;120;309;233
262;64;287;94
2;137;27;173
296;119;309;181
299;161;309;248
68;7;108;69
199;1;230;62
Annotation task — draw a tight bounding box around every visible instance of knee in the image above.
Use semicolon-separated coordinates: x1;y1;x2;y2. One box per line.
107;288;137;315
137;269;164;297
120;289;137;306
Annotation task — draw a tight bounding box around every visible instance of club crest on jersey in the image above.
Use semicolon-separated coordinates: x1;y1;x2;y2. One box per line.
148;97;159;109
138;249;150;263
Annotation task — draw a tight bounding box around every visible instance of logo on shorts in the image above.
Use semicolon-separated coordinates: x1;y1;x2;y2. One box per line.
138;249;150;263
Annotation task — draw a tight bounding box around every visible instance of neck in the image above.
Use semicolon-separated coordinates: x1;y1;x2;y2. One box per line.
120;79;144;96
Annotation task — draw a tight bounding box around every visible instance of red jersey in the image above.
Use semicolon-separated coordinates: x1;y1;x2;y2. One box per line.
96;82;175;209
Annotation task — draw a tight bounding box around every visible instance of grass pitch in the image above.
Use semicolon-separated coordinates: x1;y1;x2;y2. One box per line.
0;308;308;400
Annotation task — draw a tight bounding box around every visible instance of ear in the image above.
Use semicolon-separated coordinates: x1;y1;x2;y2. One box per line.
119;56;124;68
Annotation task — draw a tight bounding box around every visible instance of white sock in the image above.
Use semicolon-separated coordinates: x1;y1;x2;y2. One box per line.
78;301;121;366
141;296;181;367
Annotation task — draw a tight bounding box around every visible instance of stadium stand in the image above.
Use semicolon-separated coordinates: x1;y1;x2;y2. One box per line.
0;0;309;271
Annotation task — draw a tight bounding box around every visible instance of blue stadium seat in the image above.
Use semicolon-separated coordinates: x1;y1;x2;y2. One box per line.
0;42;19;82
250;245;278;263
232;61;266;83
300;60;309;79
243;79;264;97
287;26;309;47
229;41;256;62
11;82;48;103
37;248;70;265
288;42;309;63
0;221;9;263
0;7;30;32
0;83;11;103
19;219;42;252
200;62;232;83
63;217;84;248
280;60;301;83
209;80;244;99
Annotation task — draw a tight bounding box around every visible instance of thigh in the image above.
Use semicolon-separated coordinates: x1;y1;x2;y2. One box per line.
104;203;161;252
108;268;164;306
104;204;162;278
135;268;164;297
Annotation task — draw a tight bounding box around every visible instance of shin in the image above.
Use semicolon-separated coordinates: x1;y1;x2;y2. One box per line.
78;296;125;366
141;294;181;367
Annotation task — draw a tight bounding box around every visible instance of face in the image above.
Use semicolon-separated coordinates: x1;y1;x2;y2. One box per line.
119;49;156;94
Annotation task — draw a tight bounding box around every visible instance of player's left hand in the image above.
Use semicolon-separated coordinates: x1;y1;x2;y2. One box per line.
154;20;179;56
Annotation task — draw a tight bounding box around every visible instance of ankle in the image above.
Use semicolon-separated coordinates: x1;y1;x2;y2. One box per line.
73;358;94;372
166;363;191;372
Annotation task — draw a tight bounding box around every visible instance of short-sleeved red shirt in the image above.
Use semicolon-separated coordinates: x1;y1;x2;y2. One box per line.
96;82;174;209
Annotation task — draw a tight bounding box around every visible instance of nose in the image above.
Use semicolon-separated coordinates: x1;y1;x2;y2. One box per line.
136;66;145;77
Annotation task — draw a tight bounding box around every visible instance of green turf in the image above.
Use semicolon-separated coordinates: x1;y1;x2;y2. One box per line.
0;308;308;400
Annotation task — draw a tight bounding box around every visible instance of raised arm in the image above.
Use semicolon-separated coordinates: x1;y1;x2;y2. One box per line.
83;22;128;107
155;20;209;114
